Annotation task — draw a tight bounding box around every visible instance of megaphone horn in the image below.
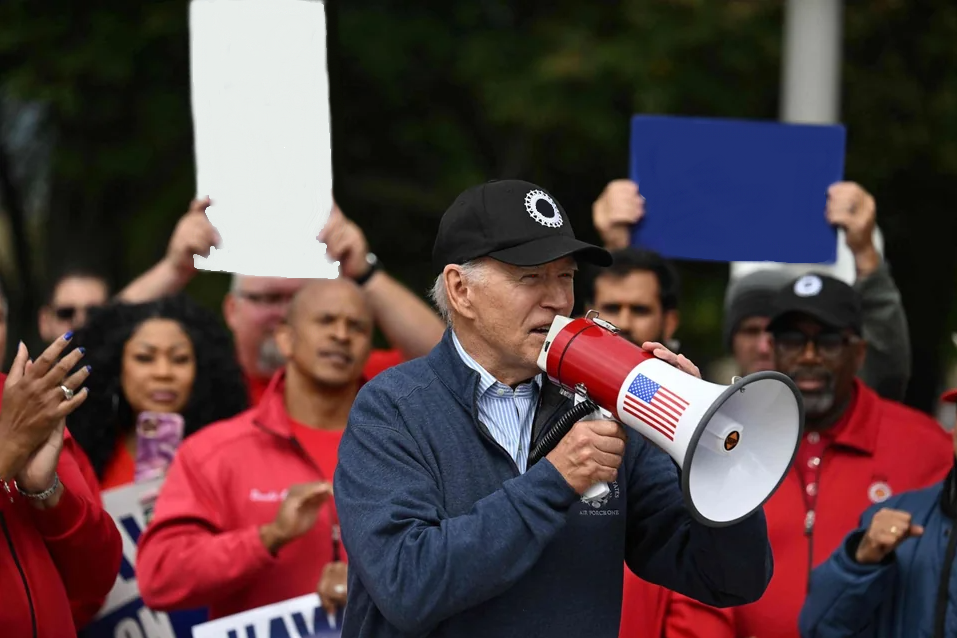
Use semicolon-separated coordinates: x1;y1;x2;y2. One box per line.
530;312;805;528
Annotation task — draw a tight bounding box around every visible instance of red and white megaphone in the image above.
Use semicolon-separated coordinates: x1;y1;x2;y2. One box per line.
533;312;804;527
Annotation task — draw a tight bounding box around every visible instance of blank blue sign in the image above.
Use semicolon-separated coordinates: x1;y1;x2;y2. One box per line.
628;115;846;264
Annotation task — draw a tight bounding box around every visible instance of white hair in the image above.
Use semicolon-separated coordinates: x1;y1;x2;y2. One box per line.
429;260;490;325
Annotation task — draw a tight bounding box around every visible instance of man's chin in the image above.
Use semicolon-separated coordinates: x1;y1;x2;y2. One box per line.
802;392;836;418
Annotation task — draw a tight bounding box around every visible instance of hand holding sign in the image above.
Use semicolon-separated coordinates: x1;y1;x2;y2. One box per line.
317;203;371;281
592;179;645;250
259;481;333;555
165;197;222;279
825;182;880;276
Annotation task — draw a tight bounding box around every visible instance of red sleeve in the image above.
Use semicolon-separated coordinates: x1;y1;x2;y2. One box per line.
28;433;123;628
135;439;278;611
663;592;736;638
362;349;404;381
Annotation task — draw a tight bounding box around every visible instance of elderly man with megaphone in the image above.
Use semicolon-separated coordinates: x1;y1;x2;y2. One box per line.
332;179;802;638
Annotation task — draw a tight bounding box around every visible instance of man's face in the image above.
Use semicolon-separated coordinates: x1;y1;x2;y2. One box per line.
39;276;109;342
276;279;373;388
590;270;676;345
223;276;307;377
771;315;865;423
732;315;775;375
466;257;576;380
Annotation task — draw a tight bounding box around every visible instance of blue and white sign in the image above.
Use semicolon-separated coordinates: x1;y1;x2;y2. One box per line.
191;594;342;638
79;478;208;638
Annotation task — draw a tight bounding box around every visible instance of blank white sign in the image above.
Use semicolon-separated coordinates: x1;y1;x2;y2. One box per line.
189;0;339;279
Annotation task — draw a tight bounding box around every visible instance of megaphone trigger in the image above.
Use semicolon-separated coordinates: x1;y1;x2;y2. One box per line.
535;314;805;528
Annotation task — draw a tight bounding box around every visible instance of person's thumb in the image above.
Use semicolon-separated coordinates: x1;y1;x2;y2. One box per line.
910;524;925;537
6;342;29;384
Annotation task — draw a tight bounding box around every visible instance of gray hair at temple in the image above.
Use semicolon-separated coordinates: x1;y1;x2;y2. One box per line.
429;259;491;325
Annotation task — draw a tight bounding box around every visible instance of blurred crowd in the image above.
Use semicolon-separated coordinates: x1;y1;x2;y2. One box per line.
0;176;954;637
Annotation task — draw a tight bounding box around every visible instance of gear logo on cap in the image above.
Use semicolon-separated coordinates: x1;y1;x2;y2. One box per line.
524;190;563;229
794;274;823;297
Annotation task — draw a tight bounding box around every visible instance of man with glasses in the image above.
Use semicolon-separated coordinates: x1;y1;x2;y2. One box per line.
661;272;953;638
37;270;110;344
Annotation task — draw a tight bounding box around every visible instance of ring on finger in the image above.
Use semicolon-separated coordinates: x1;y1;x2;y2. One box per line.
333;584;346;595
890;525;898;535
60;385;75;401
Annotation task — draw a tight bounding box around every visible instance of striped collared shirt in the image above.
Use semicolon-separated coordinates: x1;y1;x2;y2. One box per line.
451;330;542;473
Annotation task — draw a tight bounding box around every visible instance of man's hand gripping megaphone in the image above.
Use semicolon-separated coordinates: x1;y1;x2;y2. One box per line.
529;314;701;504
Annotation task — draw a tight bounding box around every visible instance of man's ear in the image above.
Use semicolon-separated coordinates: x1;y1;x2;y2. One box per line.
852;336;868;373
663;309;680;342
275;322;293;359
223;294;238;332
445;266;478;321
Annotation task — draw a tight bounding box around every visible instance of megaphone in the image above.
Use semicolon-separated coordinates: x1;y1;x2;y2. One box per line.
532;312;804;527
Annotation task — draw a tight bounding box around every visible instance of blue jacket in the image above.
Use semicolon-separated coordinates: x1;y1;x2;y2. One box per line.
799;469;957;638
333;328;773;637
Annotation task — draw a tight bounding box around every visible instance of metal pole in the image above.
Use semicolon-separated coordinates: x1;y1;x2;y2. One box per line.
780;0;844;124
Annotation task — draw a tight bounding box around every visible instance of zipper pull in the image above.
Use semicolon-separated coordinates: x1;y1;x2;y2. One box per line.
804;510;816;535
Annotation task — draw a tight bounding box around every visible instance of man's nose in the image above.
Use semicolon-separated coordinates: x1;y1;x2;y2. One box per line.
797;339;823;363
757;331;773;354
541;281;572;310
330;320;351;342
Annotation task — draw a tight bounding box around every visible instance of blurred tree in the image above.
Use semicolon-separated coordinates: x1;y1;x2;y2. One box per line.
0;0;954;410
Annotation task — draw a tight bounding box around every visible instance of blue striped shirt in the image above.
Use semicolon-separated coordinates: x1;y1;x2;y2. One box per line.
451;330;542;473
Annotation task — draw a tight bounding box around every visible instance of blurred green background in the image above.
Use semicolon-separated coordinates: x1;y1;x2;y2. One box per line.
0;0;954;413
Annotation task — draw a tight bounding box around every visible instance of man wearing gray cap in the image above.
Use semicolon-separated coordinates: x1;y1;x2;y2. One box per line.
722;184;911;402
333;179;773;638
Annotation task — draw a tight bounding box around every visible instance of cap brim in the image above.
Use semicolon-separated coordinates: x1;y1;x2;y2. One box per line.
487;235;613;267
942;389;957;404
767;307;856;334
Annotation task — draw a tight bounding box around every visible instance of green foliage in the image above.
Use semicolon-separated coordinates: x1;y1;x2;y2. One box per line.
0;0;954;406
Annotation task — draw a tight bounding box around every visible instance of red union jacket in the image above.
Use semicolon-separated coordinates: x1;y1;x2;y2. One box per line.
136;369;345;620
0;373;124;638
618;379;953;638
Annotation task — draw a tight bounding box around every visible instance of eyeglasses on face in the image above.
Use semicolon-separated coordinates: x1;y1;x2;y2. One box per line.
53;305;101;321
773;331;858;359
236;291;295;307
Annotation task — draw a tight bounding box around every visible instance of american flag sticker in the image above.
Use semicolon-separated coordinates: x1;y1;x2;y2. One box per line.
622;373;689;441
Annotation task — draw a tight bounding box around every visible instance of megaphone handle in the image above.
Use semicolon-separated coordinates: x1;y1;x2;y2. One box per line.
582;481;611;501
575;404;614;503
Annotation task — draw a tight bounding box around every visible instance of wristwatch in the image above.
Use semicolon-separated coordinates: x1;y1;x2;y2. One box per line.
353;253;381;286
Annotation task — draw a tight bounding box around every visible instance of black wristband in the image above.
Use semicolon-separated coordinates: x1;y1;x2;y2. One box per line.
353;253;381;286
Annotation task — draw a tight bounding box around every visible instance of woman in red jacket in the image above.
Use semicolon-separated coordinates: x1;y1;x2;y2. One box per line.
0;334;123;638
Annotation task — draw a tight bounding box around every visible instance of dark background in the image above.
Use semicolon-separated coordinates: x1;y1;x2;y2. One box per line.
0;0;954;413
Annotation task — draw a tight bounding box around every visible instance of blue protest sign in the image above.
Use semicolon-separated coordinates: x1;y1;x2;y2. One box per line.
78;479;208;638
628;114;846;264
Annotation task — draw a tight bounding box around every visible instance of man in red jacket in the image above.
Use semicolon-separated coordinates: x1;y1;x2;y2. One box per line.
136;277;372;621
0;334;123;638
654;273;953;638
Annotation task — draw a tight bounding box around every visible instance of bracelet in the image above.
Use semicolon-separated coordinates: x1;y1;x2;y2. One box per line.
15;473;60;501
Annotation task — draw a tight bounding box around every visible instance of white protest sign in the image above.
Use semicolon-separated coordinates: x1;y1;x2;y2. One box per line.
188;0;339;279
191;594;341;638
80;479;208;638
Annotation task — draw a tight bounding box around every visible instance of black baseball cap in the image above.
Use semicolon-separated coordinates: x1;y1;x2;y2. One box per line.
432;179;613;274
766;273;863;335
